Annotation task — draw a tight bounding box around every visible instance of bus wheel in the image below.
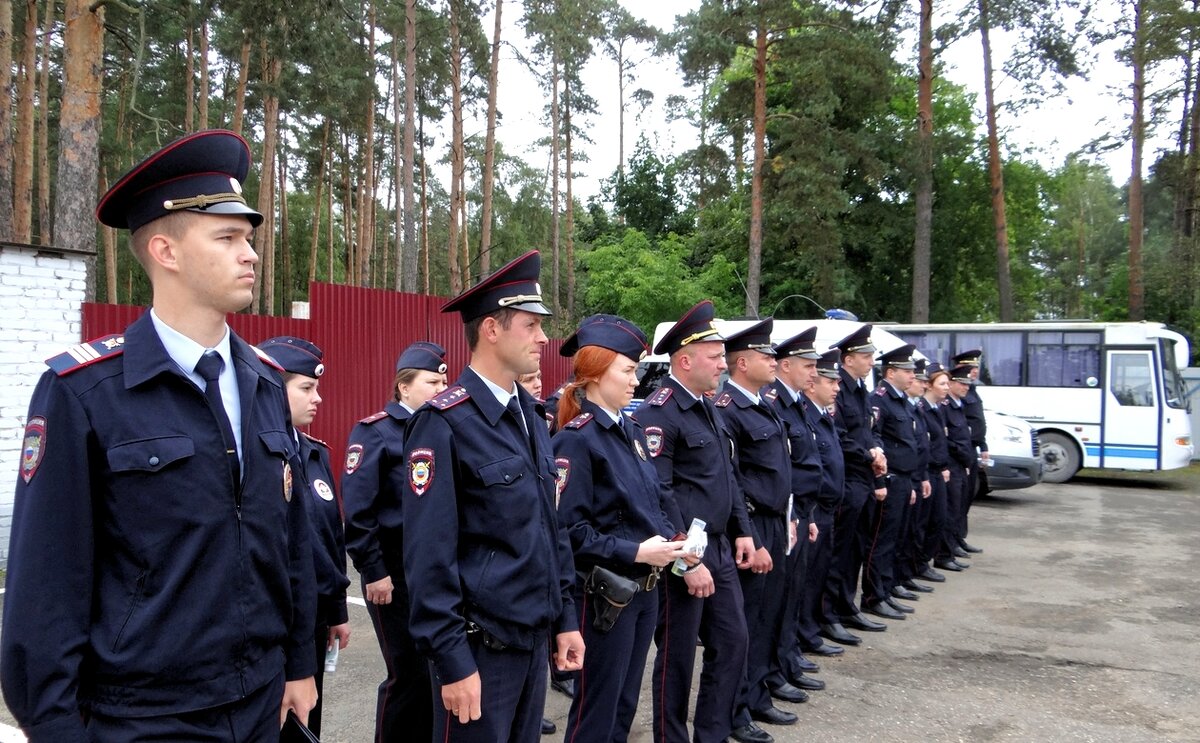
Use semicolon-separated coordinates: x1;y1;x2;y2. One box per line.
1039;432;1080;483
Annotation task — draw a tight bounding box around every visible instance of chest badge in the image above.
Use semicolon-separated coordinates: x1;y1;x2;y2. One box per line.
314;478;334;502
21;416;46;484
644;426;664;458
282;461;293;502
634;439;648;461
344;444;363;474
409;448;435;496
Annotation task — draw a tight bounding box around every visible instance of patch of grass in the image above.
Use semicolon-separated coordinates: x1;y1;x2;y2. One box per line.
1074;461;1200;491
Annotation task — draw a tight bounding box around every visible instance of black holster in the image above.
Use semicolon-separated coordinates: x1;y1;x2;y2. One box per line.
581;565;640;634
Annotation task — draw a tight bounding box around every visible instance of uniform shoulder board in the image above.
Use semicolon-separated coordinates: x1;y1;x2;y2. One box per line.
647;387;673;406
251;344;286;372
872;386;886;396
714;392;733;408
358;410;389;425
301;432;330;449
429;385;471;410
565;412;594;429
763;387;779;402
46;334;125;376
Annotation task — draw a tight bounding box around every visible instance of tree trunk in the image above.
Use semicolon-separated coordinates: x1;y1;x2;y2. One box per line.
550;54;560;313
1186;51;1200;310
617;38;625;181
34;0;51;245
12;0;36;242
327;144;335;281
0;0;15;238
1128;0;1146;320
391;28;402;288
309;119;328;284
254;49;281;314
55;0;102;294
279;133;290;309
198;15;209;128
980;0;1014;321
342;131;355;283
746;15;767;316
231;31;250;137
401;0;417;292
185;24;194;130
911;0;934;323
447;0;463;292
478;0;502;276
565;76;575;319
358;0;376;287
420;108;430;293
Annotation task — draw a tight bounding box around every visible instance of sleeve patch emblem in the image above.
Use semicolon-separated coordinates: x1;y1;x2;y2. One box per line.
633;439;648;461
20;416;46;484
409;448;435;496
344;444;364;474
645;426;664;457
313;478;335;502
282;461;293;502
555;457;571;503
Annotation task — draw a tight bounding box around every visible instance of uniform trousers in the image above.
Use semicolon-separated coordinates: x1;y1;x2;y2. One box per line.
938;466;968;561
84;671;284;743
430;630;550;743
364;544;432;742
823;473;872;620
893;476;924;586
309;595;338;737
734;511;789;727
652;533;748;743
796;505;836;652
861;474;912;606
564;579;659;743
917;473;948;570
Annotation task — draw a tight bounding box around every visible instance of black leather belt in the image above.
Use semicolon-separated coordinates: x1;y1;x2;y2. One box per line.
635;568;661;592
465;621;508;651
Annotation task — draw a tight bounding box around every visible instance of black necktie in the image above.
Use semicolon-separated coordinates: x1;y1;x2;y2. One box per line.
195;351;240;484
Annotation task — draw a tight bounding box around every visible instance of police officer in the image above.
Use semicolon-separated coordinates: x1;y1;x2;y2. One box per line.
823;325;888;640
861;344;924;621
262;336;352;738
402;251;584;743
938;365;977;572
891;359;932;604
634;300;756;743
951;349;987;555
716;319;800;742
1;130;317;741
553;314;686;743
912;362;952;588
343;341;449;741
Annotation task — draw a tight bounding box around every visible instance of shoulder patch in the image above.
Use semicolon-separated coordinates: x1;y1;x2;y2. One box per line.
763;387;779;402
429;386;470;410
565;412;594;429
714;392;733;408
358;410;389;424
251;344;285;373
301;432;329;449
46;334;125;376
647;387;673;407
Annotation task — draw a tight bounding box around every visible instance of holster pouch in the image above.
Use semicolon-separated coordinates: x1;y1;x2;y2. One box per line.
582;565;640;634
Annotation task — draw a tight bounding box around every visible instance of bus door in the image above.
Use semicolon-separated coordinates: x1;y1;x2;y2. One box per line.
1101;348;1161;470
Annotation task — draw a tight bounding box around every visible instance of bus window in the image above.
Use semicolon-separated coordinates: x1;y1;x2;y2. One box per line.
1027;331;1100;387
957;331;1022;386
1159;338;1188;409
1109;353;1154;407
896;331;951;365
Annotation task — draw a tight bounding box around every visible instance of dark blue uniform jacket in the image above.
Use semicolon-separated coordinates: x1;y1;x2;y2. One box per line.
0;312;316;741
963;386;988;452
802;396;845;511
716;383;791;519
919;399;950;473
343;402;409;584
765;380;823;515
909;398;931;478
553;399;678;578
943;398;975;469
870;382;920;476
299;432;350;627
400;367;578;685
835;368;883;484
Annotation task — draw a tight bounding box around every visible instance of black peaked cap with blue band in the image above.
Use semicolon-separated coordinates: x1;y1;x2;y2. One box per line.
441;250;551;321
260;336;324;378
654;300;724;356
396;341;449;374
815;349;841;379
775;326;821;360
949;364;975;382
96;130;263;232
724;317;776;356
832;323;876;356
913;358;928;380
879;343;917;370
560;314;649;363
952;349;982;366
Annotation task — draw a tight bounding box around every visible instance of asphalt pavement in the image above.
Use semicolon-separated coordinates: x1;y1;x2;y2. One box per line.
3;472;1199;742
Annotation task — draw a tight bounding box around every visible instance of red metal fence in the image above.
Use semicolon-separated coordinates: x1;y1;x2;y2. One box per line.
83;283;571;481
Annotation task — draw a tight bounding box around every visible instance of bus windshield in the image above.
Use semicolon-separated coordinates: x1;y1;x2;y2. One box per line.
1160;338;1188;410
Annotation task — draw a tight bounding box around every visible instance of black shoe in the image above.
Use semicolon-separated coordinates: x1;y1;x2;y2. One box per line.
795;654;821;673
731;722;775;743
841;612;888;632
934;559;966;572
550;677;574;698
789;673;826;691
750;705;798;725
807;642;844;657
891;585;919;601
820;622;862;646
864;601;906;620
903;579;934;593
884;597;915;614
951;546;971;559
769;680;811;704
918;566;947;582
541;718;556;735
961;541;983;554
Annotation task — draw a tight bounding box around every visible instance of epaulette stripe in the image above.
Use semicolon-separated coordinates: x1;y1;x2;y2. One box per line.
647;387;673;406
67;343;101;364
358;410;389;424
251;344;285;372
565;412;593;429
429;386;471;410
47;334;125;376
714;392;732;408
302;432;330;448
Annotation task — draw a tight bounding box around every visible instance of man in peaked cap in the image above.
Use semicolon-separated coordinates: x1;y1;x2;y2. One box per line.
635;300;756;743
1;130;318;741
343;339;450;742
400;251;584;742
950;350;987;554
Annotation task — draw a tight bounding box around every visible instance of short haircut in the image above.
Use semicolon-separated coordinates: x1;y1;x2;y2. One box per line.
129;212;199;269
464;307;518;350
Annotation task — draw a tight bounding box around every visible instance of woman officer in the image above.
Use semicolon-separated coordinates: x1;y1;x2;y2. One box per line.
552;314;690;743
343;342;449;742
260;336;351;738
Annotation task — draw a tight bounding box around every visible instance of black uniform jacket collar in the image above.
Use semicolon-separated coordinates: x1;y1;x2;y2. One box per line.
879;380;906;400
768;378;800;410
122;310;281;393
723;381;759;408
838;365;862;392
662;375;704;412
386;400;411;422
580;397;622;432
458;365;546;426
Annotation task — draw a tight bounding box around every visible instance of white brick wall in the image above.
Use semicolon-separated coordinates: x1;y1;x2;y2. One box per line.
0;246;88;565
